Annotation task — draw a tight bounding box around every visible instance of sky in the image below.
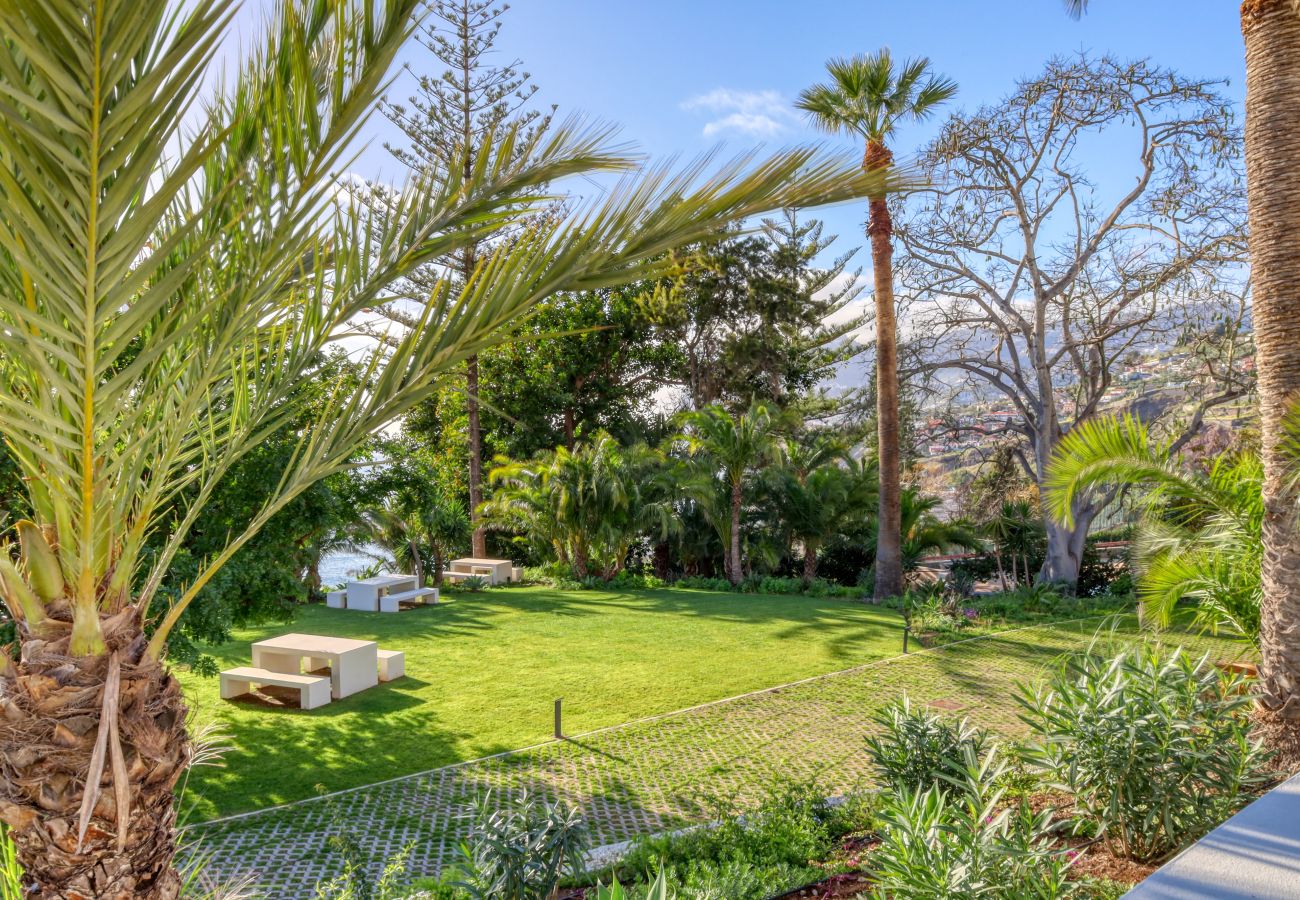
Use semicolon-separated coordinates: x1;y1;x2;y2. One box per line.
318;0;1249;257
217;0;1249;268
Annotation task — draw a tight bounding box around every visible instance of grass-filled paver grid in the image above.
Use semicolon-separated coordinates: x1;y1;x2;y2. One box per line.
183;618;1248;898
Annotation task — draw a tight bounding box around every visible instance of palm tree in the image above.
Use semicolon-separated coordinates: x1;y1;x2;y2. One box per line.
889;488;982;574
1242;0;1300;715
359;494;470;587
779;441;878;583
483;434;671;579
0;1;901;892
1047;415;1274;642
679;403;782;585
1064;0;1300;720
984;501;1044;589
797;51;957;602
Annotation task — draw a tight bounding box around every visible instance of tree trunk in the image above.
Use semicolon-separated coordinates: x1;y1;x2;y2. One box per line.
802;541;819;584
1040;501;1095;590
728;480;744;585
653;541;671;580
467;353;488;558
563;406;576;450
1;611;190;898
993;550;1007;592
408;539;424;586
866;139;904;601
1244;0;1300;717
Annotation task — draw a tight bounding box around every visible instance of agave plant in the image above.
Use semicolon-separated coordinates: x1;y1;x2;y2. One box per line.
1046;415;1282;642
0;1;902;894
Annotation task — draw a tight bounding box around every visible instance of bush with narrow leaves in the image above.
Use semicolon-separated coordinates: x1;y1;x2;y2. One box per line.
866;696;987;793
455;790;588;900
1018;643;1269;862
870;748;1077;898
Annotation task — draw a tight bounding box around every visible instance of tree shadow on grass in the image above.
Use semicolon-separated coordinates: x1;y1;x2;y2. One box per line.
181;676;507;823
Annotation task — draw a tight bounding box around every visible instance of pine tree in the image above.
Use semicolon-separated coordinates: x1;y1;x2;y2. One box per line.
377;1;551;555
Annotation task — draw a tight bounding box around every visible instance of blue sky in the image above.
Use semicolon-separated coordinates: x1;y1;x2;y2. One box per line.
338;1;1247;248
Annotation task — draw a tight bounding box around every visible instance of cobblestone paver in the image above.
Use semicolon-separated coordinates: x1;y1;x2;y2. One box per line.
182;619;1248;897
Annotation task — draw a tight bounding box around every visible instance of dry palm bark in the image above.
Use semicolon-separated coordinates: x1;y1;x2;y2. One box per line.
0;609;189;899
1244;0;1300;716
866;138;905;600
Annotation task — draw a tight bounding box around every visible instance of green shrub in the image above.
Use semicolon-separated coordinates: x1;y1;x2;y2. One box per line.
613;782;850;900
1018;644;1269;862
454;790;588;900
866;697;986;794
674;576;733;592
672;574;859;599
607;571;667;590
870;749;1077;899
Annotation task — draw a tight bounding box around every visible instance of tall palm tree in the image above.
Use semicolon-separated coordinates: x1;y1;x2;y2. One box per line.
1243;0;1300;715
680;403;782;585
797;51;957;602
1064;0;1300;718
0;1;901;893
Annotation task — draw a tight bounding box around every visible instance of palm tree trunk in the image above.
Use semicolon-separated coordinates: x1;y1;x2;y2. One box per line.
1244;0;1300;717
803;540;819;583
866;139;904;601
1;610;190;898
994;550;1007;592
729;480;744;585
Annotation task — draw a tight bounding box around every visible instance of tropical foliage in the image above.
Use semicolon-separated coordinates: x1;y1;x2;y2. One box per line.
0;0;904;890
482;434;673;579
1047;415;1275;641
1018;643;1268;862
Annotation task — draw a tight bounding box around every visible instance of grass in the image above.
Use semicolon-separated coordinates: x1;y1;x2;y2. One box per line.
177;584;908;821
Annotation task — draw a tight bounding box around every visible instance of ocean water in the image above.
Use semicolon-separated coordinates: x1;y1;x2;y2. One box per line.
318;545;390;587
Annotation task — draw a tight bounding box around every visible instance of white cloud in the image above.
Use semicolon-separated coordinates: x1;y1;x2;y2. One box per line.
681;88;799;138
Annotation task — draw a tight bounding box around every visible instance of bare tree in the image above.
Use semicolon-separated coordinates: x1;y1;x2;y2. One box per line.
896;55;1251;587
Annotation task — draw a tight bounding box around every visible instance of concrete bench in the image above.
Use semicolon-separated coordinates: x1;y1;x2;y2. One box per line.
326;590;346;609
379;587;438;613
220;667;331;710
511;567;523;583
442;570;477;582
377;649;405;682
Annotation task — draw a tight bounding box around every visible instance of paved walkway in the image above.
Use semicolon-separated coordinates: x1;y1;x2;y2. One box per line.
182;619;1247;898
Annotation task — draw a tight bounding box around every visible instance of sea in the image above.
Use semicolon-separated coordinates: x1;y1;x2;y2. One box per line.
318;544;391;587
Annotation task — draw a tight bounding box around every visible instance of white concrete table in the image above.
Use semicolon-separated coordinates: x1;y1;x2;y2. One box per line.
448;558;513;585
251;633;379;699
346;574;418;612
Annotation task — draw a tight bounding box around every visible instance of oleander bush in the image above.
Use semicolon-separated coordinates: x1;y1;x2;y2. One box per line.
1018;643;1270;862
866;697;987;795
454;790;588;900
870;748;1077;899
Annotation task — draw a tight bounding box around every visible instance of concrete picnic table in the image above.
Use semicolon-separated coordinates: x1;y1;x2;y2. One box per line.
346;574;418;611
251;633;379;699
448;558;512;585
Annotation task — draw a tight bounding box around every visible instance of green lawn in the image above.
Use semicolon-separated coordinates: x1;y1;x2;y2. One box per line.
178;585;906;821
